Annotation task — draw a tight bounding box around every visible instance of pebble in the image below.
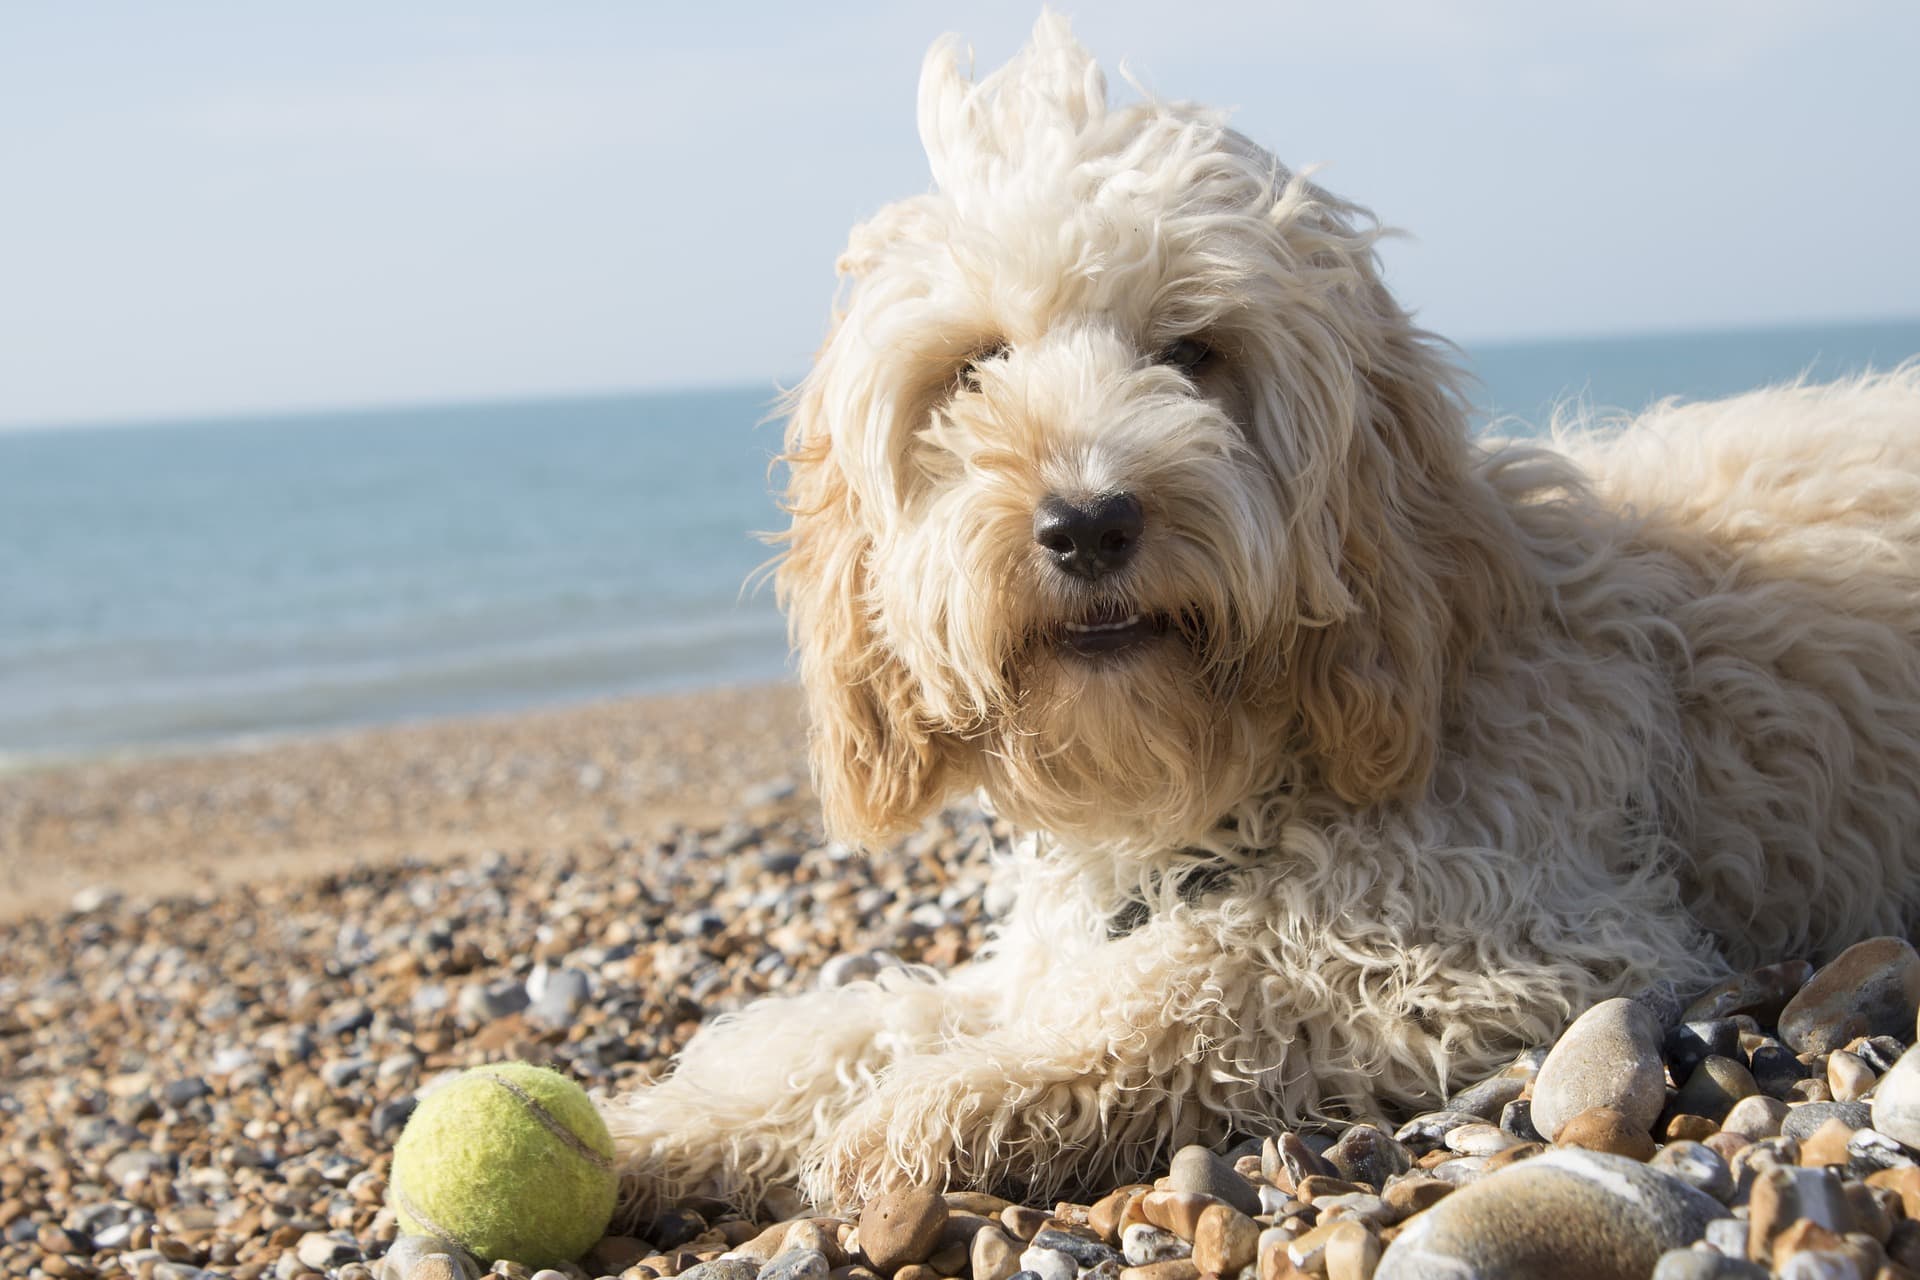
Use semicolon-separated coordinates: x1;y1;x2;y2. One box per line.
1555;1106;1658;1161
1871;1043;1920;1150
1015;1246;1074;1280
1165;1145;1260;1217
1375;1149;1724;1279
1650;1250;1770;1279
1682;960;1815;1024
1780;1101;1872;1143
1648;1141;1735;1204
1323;1125;1412;1187
1672;1056;1759;1123
1188;1206;1257;1275
858;1187;947;1272
1721;1094;1790;1141
970;1226;1023;1280
1119;1226;1187;1267
1776;936;1920;1053
758;1250;829;1280
1530;998;1668;1141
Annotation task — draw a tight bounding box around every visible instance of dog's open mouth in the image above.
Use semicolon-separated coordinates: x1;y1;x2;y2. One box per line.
1054;605;1172;658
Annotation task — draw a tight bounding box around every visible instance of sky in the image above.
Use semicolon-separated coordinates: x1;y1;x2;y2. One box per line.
1;2;1916;429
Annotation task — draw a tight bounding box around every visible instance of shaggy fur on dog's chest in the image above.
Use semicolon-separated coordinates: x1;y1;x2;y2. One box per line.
602;15;1920;1215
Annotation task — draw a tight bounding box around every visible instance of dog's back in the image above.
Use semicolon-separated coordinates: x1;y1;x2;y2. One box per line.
1551;368;1920;963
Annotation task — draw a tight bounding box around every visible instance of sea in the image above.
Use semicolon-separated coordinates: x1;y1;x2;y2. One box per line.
4;317;1917;764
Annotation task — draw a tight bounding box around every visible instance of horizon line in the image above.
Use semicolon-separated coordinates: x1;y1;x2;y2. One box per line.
5;310;1917;437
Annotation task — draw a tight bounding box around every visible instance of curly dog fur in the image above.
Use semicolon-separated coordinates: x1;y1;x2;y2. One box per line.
606;15;1920;1214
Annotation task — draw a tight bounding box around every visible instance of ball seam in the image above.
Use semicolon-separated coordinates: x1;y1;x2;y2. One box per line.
470;1069;614;1171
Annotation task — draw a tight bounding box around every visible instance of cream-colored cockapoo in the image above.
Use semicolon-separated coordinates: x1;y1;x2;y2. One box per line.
607;15;1920;1213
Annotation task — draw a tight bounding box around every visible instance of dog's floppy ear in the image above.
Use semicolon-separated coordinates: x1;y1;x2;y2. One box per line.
1282;286;1525;807
775;378;957;847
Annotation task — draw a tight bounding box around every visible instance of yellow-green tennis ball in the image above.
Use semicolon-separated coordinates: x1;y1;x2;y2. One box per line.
389;1062;617;1268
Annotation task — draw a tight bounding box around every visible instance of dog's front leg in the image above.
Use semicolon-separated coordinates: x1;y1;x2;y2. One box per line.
809;914;1246;1209
603;967;989;1218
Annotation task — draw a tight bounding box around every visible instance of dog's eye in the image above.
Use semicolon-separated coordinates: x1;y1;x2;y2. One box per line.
958;342;1008;393
1157;337;1215;375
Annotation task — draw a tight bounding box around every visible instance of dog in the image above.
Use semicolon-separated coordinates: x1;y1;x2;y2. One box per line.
605;14;1920;1215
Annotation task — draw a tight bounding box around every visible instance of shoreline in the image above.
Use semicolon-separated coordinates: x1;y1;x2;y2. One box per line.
0;680;810;921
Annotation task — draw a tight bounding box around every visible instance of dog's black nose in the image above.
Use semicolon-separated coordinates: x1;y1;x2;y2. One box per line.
1033;492;1144;580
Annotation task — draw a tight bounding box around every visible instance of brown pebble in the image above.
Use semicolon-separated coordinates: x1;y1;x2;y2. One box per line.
943;1193;1012;1217
1137;1191;1218;1241
999;1206;1049;1241
1322;1220;1381;1280
1663;1114;1720;1143
829;1268;884;1280
1485;1142;1547;1171
894;1265;940;1280
1380;1176;1453;1218
1830;1049;1878;1102
1788;1077;1835;1104
969;1225;1023;1280
1800;1116;1859;1169
1705;1130;1752;1163
785;1221;848;1269
1089;1187;1151;1243
1191;1204;1260;1275
1119;1262;1201;1280
1869;1168;1920;1219
1772;1218;1847;1271
1295;1175;1368;1202
859;1187;948;1272
1554;1106;1656;1161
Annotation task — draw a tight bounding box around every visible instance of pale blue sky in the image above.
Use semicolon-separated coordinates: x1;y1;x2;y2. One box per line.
2;2;1915;428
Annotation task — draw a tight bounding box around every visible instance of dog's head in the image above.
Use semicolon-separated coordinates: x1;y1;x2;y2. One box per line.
778;15;1514;853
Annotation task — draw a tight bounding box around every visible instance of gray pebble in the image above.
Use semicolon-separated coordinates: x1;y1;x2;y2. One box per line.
1121;1224;1190;1266
299;1232;363;1269
1393;1110;1484;1155
1777;1253;1867;1280
1779;1100;1872;1142
1167;1142;1262;1216
380;1237;481;1280
1703;1217;1750;1257
528;966;593;1027
1531;998;1668;1141
1846;1125;1916;1174
1324;1123;1412;1187
1029;1228;1120;1270
1376;1148;1724;1280
678;1261;762;1280
1664;1020;1741;1082
1499;1099;1544;1143
1650;1248;1769;1279
457;979;529;1024
756;1248;829;1280
1648;1141;1735;1204
1443;1075;1526;1121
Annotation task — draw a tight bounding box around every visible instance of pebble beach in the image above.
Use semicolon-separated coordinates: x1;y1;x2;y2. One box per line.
9;683;1920;1280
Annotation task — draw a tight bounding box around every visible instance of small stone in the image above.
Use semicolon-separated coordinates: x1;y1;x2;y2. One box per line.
298;1234;361;1270
1664;1114;1720;1143
860;1188;947;1272
527;967;593;1028
1531;998;1667;1141
1190;1206;1259;1275
1380;1176;1452;1218
1000;1207;1049;1242
1871;1044;1920;1151
970;1227;1023;1280
1441;1123;1520;1157
1751;1042;1809;1098
382;1237;480;1280
1089;1188;1149;1243
1392;1112;1483;1155
1673;1056;1758;1123
1497;1099;1543;1144
1117;1263;1197;1280
1119;1225;1189;1268
1847;1127;1915;1176
1778;937;1920;1054
1443;1076;1526;1121
1682;959;1815;1024
1746;1165;1854;1262
1799;1117;1859;1169
1649;1250;1769;1279
1311;1192;1394;1230
1665;1020;1743;1081
1016;1246;1074;1280
1136;1193;1215;1242
1721;1094;1791;1141
1649;1141;1735;1203
1322;1220;1380;1280
758;1250;829;1280
680;1263;761;1280
1028;1229;1120;1271
1324;1125;1412;1189
1167;1145;1261;1217
1556;1106;1658;1161
1826;1049;1876;1102
1781;1101;1872;1143
1374;1148;1724;1280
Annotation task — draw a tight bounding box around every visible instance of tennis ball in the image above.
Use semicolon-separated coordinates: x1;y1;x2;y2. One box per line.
389;1062;617;1267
